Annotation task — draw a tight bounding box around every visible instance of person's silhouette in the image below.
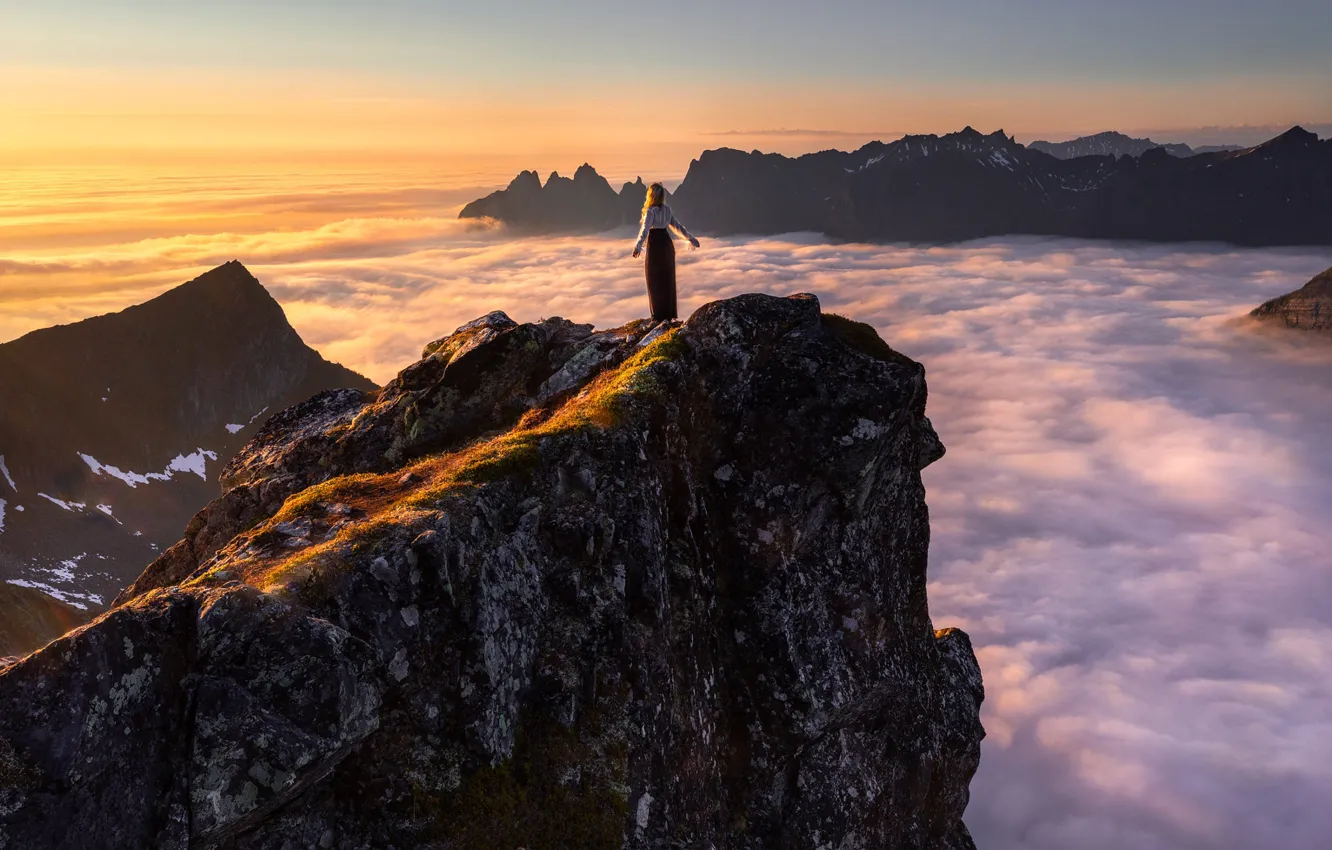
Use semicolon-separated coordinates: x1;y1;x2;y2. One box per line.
631;182;700;323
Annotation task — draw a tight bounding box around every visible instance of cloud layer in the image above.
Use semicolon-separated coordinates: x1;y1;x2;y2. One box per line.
4;172;1332;849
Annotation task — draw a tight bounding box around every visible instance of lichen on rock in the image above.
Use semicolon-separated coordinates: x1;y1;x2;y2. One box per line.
0;292;983;849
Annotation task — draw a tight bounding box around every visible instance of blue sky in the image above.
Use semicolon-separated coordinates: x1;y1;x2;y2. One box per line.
2;0;1329;155
7;0;1331;82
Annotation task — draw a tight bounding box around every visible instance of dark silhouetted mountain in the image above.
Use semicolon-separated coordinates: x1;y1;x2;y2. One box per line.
1251;264;1332;332
1028;131;1194;159
0;294;984;848
0;260;375;621
1193;144;1246;155
462;126;1332;246
460;164;651;230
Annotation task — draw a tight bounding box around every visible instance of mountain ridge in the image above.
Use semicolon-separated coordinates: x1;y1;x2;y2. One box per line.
460;165;654;231
461;125;1332;246
0;261;375;620
1028;130;1199;159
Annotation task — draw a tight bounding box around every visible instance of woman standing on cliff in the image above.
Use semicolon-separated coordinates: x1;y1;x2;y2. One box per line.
632;182;700;322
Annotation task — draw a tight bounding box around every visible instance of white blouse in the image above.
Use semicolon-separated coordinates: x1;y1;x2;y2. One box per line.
634;204;696;253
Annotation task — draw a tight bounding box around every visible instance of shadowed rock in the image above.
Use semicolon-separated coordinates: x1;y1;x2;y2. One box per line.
0;293;982;849
1251;265;1332;333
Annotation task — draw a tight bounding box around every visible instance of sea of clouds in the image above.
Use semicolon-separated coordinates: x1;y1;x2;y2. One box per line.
4;174;1331;849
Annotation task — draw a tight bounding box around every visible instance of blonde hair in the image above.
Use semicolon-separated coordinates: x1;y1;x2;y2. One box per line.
641;182;666;217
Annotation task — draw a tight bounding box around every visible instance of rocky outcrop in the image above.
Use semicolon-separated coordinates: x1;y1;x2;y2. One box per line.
1251;265;1332;333
463;125;1332;246
0;293;984;849
0;261;374;615
459;165;647;231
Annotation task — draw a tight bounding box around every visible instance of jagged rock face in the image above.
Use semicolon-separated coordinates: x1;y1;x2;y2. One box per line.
0;294;984;849
459;165;644;231
1251;265;1332;332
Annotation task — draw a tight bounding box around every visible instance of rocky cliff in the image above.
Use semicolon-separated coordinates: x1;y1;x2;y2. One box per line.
1251;264;1332;333
0;293;984;849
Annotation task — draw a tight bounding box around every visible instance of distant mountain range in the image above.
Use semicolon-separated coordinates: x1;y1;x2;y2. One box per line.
1027;131;1244;159
461;126;1331;246
0;261;374;623
1251;264;1332;332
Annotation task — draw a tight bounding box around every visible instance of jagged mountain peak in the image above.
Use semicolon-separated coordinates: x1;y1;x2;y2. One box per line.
461;162;643;229
0;262;374;616
7;259;281;349
1263;125;1320;148
506;169;542;192
2;293;983;848
619;176;646;195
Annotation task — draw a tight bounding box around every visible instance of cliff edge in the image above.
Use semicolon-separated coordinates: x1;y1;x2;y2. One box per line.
1251;264;1332;333
0;293;983;849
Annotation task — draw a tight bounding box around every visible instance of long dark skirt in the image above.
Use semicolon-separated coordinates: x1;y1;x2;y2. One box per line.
645;228;677;321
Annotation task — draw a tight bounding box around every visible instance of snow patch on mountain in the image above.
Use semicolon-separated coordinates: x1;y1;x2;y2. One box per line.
38;493;86;512
4;579;102;611
168;449;218;479
42;554;86;584
78;453;153;487
79;448;219;488
0;456;15;493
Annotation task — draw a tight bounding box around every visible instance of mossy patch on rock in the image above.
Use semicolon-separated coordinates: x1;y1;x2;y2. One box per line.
196;330;686;596
823;313;917;367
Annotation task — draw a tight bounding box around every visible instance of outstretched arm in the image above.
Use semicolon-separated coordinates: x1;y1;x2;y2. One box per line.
632;213;649;257
669;211;701;248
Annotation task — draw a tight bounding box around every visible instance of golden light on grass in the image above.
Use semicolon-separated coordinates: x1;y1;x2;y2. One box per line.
197;328;684;594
